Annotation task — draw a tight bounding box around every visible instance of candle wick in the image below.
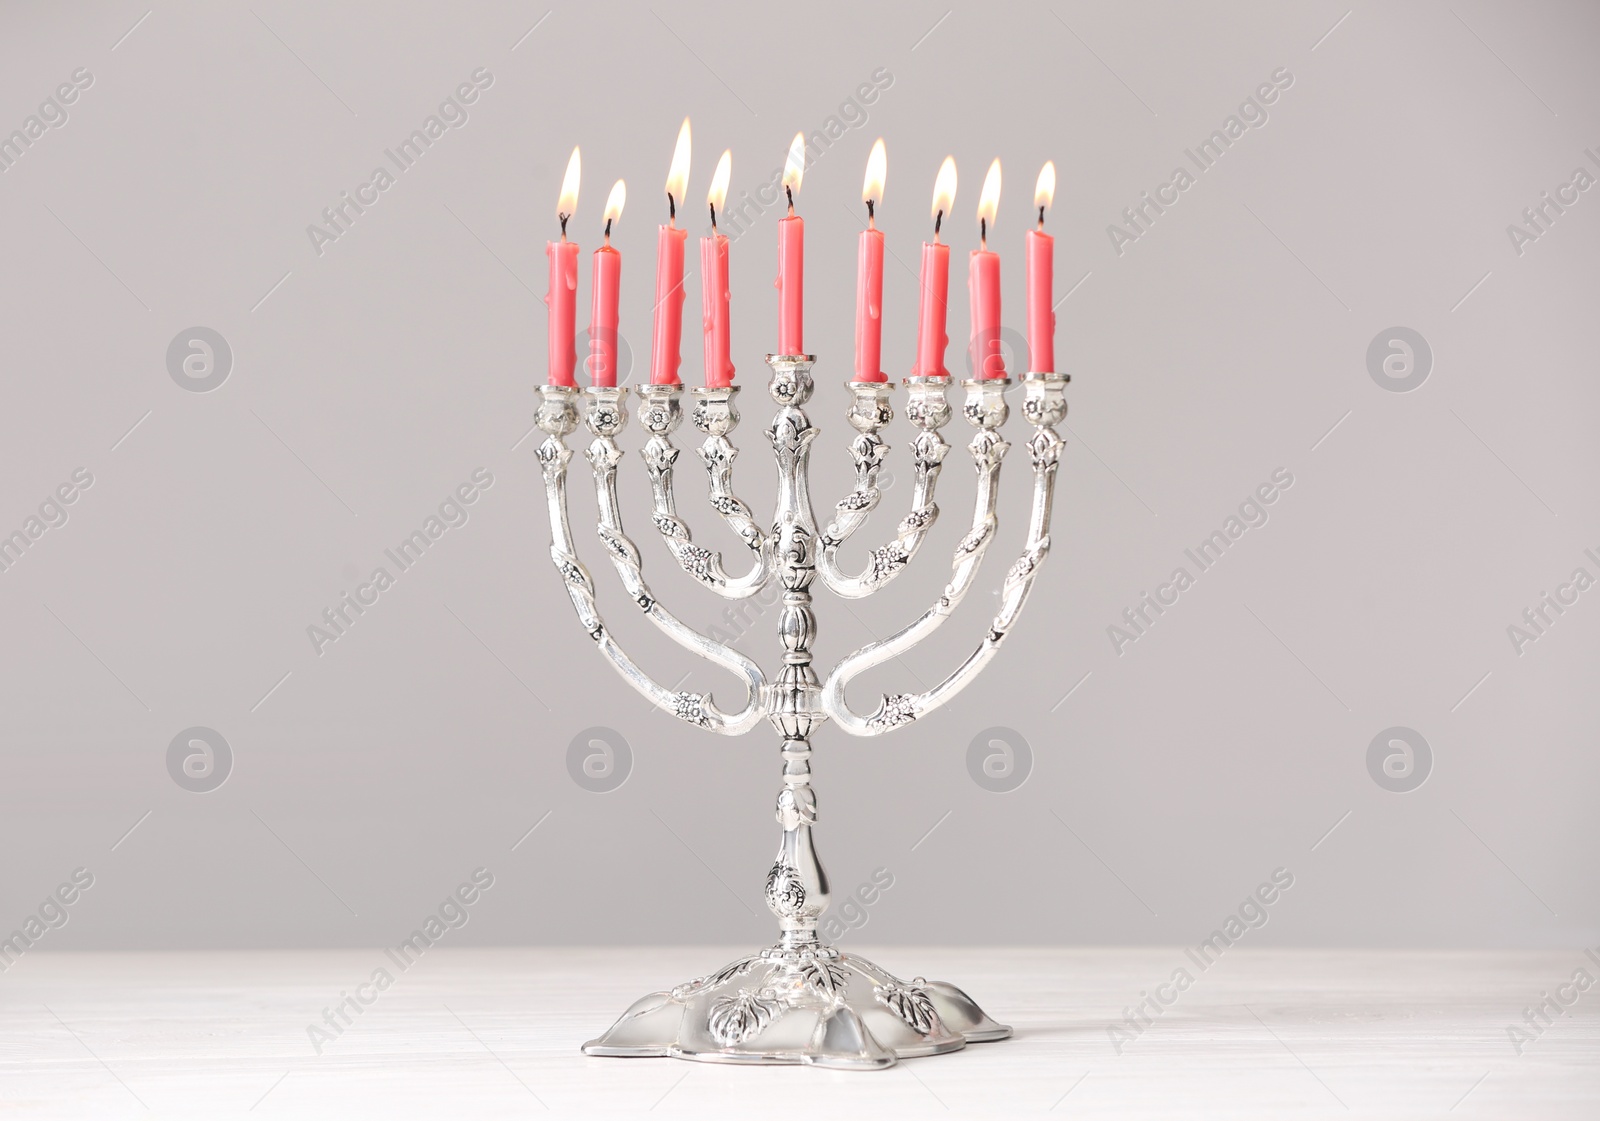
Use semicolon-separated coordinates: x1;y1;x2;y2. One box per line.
1038;205;1046;228
560;212;569;240
980;216;987;249
604;216;613;242
934;209;943;240
668;192;676;224
709;200;718;231
866;198;875;225
785;184;794;212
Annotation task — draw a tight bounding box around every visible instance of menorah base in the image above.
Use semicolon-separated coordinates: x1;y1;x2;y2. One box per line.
581;942;1011;1070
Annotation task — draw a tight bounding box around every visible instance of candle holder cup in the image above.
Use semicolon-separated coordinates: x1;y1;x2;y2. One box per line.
535;359;1069;1069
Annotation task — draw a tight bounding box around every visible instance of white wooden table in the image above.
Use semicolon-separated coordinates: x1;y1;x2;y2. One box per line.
5;947;1596;1118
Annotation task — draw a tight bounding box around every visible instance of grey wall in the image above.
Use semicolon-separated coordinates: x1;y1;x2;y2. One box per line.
0;0;1595;954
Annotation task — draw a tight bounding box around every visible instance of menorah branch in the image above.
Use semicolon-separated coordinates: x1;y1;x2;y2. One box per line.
822;375;1067;736
638;383;772;598
816;377;951;598
536;384;766;735
819;378;1008;733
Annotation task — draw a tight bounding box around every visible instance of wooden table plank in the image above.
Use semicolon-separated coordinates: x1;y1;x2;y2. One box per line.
2;947;1596;1118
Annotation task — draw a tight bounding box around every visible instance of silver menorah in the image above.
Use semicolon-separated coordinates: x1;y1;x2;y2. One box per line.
535;353;1068;1070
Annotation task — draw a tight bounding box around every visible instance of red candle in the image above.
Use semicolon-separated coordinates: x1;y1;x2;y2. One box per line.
911;157;957;380
1026;161;1056;374
701;150;735;388
588;179;626;387
776;132;805;355
969;159;1007;380
854;139;887;383
545;146;580;387
650;118;692;385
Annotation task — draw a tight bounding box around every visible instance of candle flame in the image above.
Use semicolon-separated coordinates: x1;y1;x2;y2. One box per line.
604;179;626;224
862;138;886;206
557;146;581;222
782;132;806;196
1035;160;1056;212
931;156;957;226
977;158;1001;231
707;149;731;214
665;117;691;212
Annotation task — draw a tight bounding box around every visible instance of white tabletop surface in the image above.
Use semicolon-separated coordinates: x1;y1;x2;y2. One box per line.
5;946;1596;1118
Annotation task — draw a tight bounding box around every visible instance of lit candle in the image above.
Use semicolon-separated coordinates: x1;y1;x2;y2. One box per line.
701;150;735;388
545;146;581;387
969;158;1006;380
650;118;692;385
1026;161;1056;374
776;132;806;355
911;157;957;380
588;179;626;387
854;138;887;383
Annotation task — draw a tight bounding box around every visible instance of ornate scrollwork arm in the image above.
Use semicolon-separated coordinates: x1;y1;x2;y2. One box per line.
824;374;1067;735
822;377;1041;736
638;383;771;599
816;377;951;599
535;385;765;735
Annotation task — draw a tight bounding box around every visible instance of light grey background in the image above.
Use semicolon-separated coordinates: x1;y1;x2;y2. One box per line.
1;0;1595;953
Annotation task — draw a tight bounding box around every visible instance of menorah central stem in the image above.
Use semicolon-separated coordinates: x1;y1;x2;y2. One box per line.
761;355;831;945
